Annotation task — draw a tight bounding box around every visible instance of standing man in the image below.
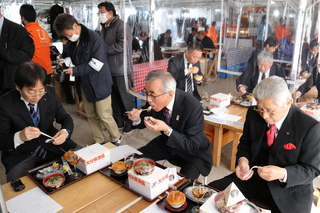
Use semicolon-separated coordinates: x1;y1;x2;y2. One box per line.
20;4;52;85
0;62;79;181
158;29;172;47
209;76;320;213
207;21;218;47
167;42;203;101
53;13;121;146
300;39;319;73
127;70;212;179
275;17;290;41
98;2;134;134
186;27;198;45
236;49;286;94
0;11;34;94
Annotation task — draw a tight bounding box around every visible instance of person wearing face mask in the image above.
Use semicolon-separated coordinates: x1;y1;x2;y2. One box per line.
97;2;134;135
53;13;122;146
20;4;52;85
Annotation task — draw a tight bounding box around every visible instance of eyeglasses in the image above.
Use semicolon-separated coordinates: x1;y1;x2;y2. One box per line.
253;105;280;115
142;88;170;100
26;90;47;99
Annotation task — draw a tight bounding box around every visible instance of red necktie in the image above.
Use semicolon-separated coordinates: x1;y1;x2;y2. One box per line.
163;107;171;125
266;124;277;146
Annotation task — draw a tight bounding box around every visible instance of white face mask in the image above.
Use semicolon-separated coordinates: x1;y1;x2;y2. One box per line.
99;13;108;24
69;33;80;42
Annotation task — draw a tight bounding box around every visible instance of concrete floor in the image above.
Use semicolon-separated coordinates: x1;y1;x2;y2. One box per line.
1;74;319;192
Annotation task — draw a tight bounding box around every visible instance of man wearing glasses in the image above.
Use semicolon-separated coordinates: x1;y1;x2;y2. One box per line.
127;70;212;179
0;62;79;182
236;49;286;95
209;76;320;212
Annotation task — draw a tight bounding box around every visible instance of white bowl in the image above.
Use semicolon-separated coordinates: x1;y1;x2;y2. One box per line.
113;169;126;175
210;107;227;115
170;203;184;208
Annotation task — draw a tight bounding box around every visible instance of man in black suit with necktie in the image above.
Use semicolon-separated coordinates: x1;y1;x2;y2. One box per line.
127;70;212;179
167;42;203;101
209;76;320;212
0;62;79;181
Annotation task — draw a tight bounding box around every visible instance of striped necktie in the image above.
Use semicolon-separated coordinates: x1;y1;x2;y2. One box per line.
163;107;171;125
28;103;46;158
186;63;193;94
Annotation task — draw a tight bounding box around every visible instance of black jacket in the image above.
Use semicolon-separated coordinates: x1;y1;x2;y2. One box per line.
157;33;172;47
140;37;163;63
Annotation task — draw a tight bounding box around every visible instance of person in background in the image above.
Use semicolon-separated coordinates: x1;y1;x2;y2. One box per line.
53;13;121;146
167;42;203;101
158;29;172;47
98;2;134;134
127;70;212;179
197;31;214;50
236;49;286;94
207;21;218;47
0;62;79;182
202;25;209;36
257;15;272;43
300;39;319;73
186;27;198;45
278;31;295;62
132;34;141;52
275;17;290;41
20;4;52;85
209;76;320;213
0;11;34;95
139;31;163;63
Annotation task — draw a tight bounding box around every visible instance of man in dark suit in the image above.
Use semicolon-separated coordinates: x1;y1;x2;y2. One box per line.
186;27;198;45
300;39;318;73
236;49;286;94
167;42;203;101
209;76;320;212
0;62;79;182
127;70;212;179
197;31;214;50
158;29;172;47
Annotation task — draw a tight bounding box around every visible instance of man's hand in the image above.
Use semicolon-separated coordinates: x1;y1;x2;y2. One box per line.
144;117;169;132
258;165;286;181
292;91;301;100
52;130;68;145
19;127;40;141
238;85;247;94
187;66;199;74
63;67;73;76
235;158;252;180
127;108;142;122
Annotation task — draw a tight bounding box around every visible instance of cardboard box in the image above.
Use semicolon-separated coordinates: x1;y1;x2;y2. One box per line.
200;193;219;213
128;166;169;200
210;93;231;108
75;143;110;175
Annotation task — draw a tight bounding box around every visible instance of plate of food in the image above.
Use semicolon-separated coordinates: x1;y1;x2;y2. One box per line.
133;158;155;176
184;185;216;204
240;101;251;107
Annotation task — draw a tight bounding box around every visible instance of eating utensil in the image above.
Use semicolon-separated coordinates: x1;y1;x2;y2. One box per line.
243;166;260;179
40;131;54;139
125;106;152;113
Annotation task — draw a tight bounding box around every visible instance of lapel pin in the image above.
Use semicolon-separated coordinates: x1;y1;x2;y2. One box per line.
176;115;180;121
286;132;289;135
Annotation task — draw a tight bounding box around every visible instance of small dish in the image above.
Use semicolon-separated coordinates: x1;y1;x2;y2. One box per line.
183;186;216;204
165;201;187;212
43;173;65;189
214;191;242;213
133;158;155;176
111;161;126;175
240;101;251;107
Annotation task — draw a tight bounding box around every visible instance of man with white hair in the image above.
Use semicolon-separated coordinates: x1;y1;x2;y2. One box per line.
236;49;286;94
209;76;320;212
127;70;212;179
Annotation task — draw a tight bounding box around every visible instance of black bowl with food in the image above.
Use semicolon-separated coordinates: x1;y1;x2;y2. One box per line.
133;158;155;176
42;173;65;189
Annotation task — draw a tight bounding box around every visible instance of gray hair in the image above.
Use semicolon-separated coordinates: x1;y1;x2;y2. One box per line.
257;49;273;64
253;76;292;107
145;70;176;93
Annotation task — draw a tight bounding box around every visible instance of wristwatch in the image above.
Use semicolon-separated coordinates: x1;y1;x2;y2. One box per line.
164;127;173;136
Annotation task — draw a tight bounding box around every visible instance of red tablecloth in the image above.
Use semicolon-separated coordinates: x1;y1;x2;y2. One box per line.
132;59;170;93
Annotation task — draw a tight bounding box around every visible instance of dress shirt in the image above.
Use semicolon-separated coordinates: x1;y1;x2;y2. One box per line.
0;15;4;38
258;69;270;84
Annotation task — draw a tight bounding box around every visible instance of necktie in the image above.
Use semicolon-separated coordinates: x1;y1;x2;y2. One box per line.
266;124;277;146
163;107;171;125
261;73;266;81
28;103;46;158
186;63;193;94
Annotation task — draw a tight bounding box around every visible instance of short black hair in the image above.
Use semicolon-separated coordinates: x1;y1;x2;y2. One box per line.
191;27;197;32
98;1;117;16
187;42;203;52
53;13;79;37
139;31;148;37
14;62;47;90
310;39;319;49
20;4;36;22
264;36;279;48
165;29;171;34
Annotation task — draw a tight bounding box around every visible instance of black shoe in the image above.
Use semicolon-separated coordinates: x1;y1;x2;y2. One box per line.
111;136;122;146
123;124;132;134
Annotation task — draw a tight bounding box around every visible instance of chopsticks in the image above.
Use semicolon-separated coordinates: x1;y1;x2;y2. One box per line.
40;131;54;139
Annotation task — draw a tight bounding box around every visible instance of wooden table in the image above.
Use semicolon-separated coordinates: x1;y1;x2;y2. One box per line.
204;105;247;171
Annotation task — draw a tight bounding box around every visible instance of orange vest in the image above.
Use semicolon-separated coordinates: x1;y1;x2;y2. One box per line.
25;22;52;75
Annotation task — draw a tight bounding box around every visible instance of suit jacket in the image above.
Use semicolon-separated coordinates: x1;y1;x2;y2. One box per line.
140;37;163;63
158;33;172;47
200;35;214;49
237;106;320;212
136;89;213;176
186;34;199;45
167;54;202;101
297;66;320;98
236;63;286;93
300;48;318;73
0;87;77;172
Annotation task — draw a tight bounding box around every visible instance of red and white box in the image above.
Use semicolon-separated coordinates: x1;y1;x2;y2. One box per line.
75;143;110;175
210;93;231;108
127;167;169;200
